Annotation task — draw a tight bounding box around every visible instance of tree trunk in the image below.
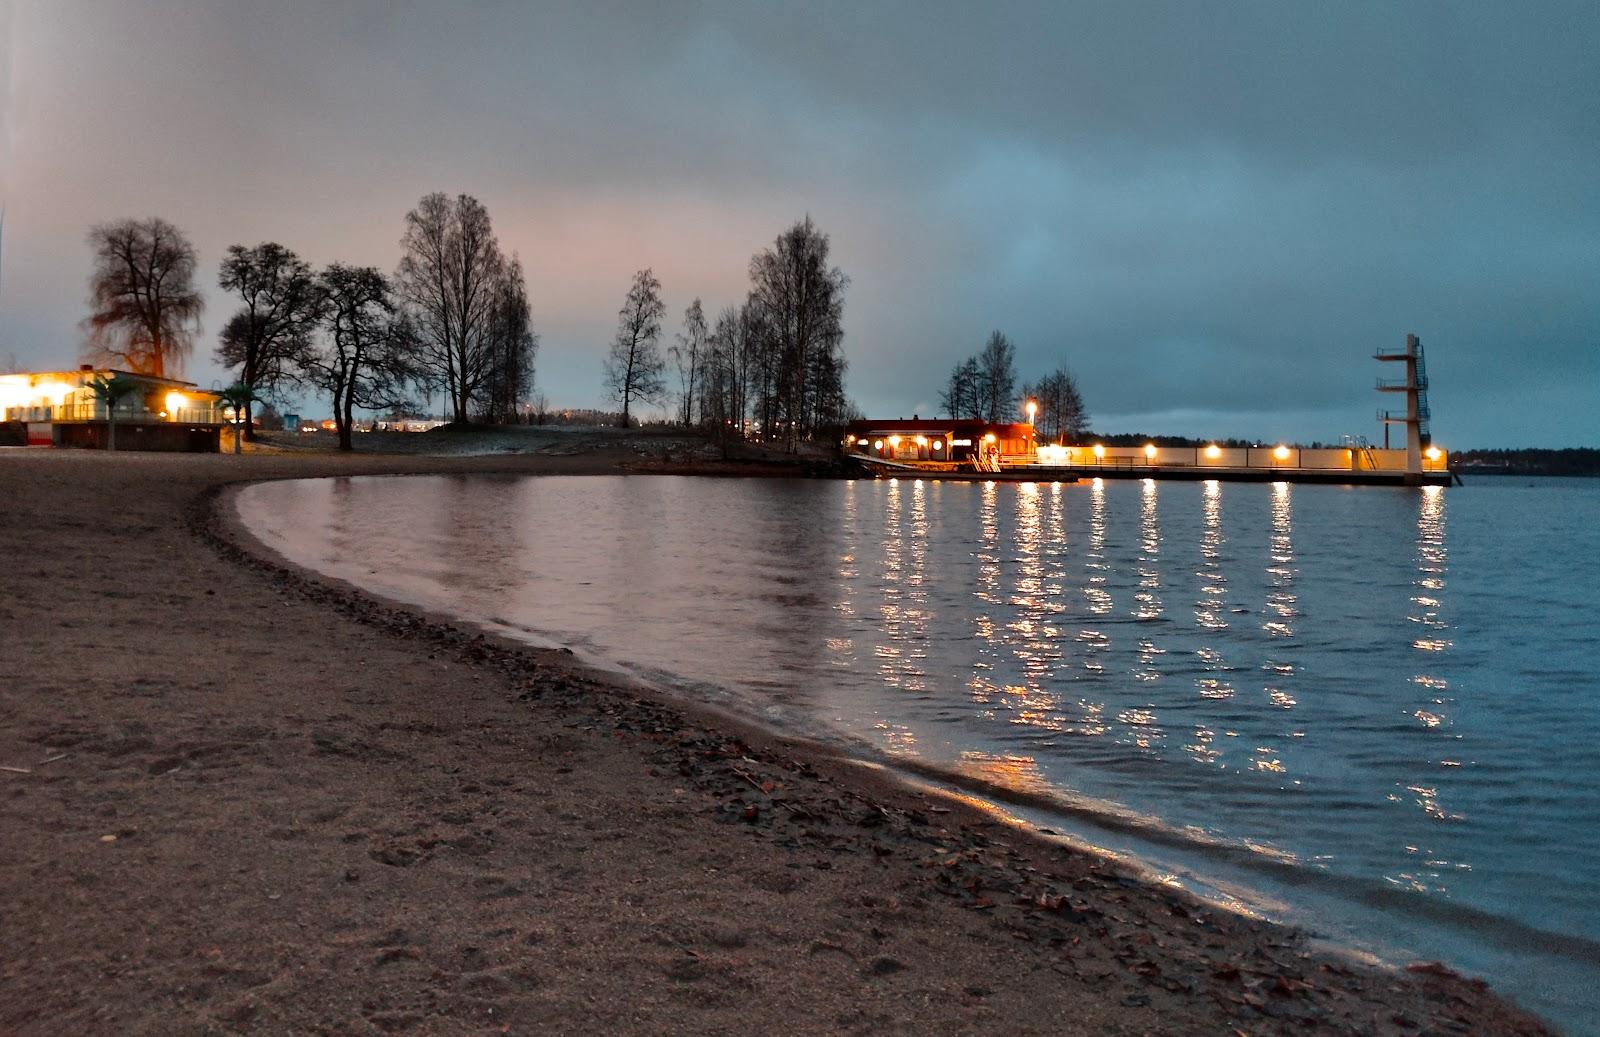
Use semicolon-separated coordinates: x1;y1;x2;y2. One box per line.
233;416;243;454
107;414;116;452
339;395;354;451
243;397;256;441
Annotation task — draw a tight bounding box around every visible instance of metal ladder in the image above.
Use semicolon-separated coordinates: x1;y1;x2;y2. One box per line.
1413;339;1432;447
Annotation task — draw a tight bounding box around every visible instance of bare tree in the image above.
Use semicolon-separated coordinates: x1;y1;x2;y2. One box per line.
747;216;848;448
976;330;1018;423
300;264;415;451
670;298;707;426
1025;367;1090;443
478;255;537;424
216;242;321;440
940;357;983;419
81;218;203;378
394;193;504;424
603;268;667;427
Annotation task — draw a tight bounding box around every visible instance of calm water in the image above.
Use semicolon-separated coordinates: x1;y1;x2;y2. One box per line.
238;473;1600;1030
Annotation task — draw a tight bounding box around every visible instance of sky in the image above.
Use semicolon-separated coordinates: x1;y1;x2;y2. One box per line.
0;1;1595;446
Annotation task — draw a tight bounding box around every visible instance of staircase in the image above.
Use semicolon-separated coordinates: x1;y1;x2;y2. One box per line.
1413;339;1432;447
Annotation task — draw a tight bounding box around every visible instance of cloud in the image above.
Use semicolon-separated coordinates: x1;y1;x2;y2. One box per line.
1;1;1595;445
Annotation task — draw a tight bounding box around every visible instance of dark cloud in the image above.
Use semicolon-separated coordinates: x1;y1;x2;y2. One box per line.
1;1;1595;444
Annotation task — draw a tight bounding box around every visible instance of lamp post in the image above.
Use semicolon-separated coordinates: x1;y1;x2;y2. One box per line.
1025;399;1037;424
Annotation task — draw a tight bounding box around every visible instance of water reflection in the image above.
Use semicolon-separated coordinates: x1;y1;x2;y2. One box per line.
244;474;1600;1031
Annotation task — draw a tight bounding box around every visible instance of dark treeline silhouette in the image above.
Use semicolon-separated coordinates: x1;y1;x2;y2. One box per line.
627;215;854;449
198;193;540;448
1452;448;1600;476
939;329;1089;441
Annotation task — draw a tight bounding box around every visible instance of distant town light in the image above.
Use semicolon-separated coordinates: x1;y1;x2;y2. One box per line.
1274;444;1290;460
1205;444;1222;459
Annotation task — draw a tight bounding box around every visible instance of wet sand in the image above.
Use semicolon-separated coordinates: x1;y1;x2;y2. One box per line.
0;448;1557;1035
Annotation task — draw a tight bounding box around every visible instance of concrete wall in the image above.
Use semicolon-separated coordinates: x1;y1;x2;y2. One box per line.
54;422;222;452
1047;444;1448;473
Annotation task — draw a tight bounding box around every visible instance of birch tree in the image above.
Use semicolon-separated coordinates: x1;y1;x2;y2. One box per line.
394;193;504;424
602;268;666;427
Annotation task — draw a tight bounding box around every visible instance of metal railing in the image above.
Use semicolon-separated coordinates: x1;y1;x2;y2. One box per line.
5;403;221;424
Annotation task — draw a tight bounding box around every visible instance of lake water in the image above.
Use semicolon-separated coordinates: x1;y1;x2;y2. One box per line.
237;473;1600;1030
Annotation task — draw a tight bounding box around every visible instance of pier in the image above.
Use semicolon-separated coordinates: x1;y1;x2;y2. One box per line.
845;334;1454;487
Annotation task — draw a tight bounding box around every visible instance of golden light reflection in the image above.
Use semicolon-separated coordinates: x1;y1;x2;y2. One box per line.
1134;477;1163;622
958;751;1051;796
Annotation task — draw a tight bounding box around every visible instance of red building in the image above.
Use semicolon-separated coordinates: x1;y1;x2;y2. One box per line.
844;418;1036;469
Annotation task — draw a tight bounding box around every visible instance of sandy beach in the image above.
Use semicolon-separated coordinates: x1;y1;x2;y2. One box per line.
0;447;1557;1035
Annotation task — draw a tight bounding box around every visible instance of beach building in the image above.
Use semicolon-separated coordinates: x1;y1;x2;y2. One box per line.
0;367;226;451
844;419;1037;470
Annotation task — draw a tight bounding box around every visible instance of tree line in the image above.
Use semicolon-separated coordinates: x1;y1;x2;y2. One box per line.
79;206;856;451
939;330;1089;442
602;215;853;447
80;196;536;449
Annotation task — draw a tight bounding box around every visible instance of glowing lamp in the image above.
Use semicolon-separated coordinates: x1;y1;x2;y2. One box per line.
1426;446;1441;461
165;391;187;419
888;435;900;448
983;432;997;443
1143;443;1157;459
914;435;927;446
932;440;943;452
855;437;869;445
1205;444;1222;459
1274;445;1290;460
1025;400;1038;422
872;440;884;451
1092;444;1106;459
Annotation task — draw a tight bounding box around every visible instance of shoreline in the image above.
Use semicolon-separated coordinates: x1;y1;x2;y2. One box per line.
0;450;1557;1035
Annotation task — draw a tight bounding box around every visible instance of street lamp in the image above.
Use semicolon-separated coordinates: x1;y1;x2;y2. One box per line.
1025;399;1038;424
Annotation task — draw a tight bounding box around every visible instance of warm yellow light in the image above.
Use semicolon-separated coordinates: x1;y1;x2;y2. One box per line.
914;435;927;446
1143;443;1157;459
888;435;900;448
1025;400;1038;420
872;439;883;451
1205;444;1222;459
932;440;943;451
1274;444;1290;460
855;437;869;445
165;391;187;418
1037;443;1069;464
983;432;997;443
1426;446;1441;460
1092;443;1106;458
